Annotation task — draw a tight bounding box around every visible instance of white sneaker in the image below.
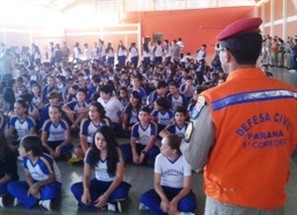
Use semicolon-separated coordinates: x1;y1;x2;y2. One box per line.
0;197;4;208
139;203;149;210
13;198;19;207
39;200;52;211
107;201;122;213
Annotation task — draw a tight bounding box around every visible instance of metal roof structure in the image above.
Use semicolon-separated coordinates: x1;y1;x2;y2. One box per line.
9;0;261;13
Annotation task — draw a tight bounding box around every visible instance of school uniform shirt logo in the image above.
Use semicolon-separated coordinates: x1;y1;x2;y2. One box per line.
190;96;206;120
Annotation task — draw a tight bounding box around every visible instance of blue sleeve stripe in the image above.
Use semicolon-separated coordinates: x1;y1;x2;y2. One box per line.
212;89;297;111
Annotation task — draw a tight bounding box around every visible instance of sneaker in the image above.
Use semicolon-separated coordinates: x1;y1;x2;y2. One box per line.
13;198;19;207
0;197;4;208
139;203;149;210
39;200;52;211
68;155;82;164
108;201;122;213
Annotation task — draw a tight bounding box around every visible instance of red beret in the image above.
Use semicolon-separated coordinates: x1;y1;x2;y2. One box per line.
216;17;262;41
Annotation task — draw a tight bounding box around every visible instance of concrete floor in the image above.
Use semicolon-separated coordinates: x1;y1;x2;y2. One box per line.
0;68;296;215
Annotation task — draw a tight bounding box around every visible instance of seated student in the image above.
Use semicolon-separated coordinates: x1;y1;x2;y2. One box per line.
19;93;40;130
97;85;124;133
159;106;189;139
7;100;36;152
167;81;188;111
41;105;73;159
42;75;56;104
140;134;197;215
120;107;160;166
71;126;131;212
39;91;62;125
130;74;147;105
180;76;196;102
62;88;88;130
151;97;174;134
118;87;130;107
31;83;43;109
68;101;112;164
146;80;169;109
7;135;61;211
0;131;19;207
64;84;79;103
121;91;142;137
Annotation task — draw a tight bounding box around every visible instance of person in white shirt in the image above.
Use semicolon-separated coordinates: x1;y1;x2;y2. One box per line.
140;134;197;214
97;85;124;132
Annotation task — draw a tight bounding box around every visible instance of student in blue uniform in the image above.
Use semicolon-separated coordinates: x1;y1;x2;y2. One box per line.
7;99;36;152
71;126;131;212
41;105;73;159
68;101;112;164
120;107;160;166
0;131;19;207
140;134;197;215
151;97;174;134
62;88;88;130
39;91;62;126
121;91;142;137
7;135;61;211
159;106;189;139
167;81;188;111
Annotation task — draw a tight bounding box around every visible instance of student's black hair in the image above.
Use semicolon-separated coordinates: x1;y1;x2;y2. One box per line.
156;97;170;110
174;106;187;115
169;81;180;88
139;106;151;114
21;135;43;156
118;86;129;96
220;32;262;65
49;104;62;113
157;81;168;89
89;126;119;177
88;101;106;117
164;134;182;155
20;93;33;103
15;99;29;114
126;91;142;114
77;88;87;96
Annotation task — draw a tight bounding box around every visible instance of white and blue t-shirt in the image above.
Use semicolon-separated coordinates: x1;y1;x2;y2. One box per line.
10;116;36;141
131;122;157;145
42;119;69;142
154;154;191;188
23;153;61;183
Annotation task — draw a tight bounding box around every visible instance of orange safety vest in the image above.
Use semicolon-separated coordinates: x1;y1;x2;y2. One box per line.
201;68;297;209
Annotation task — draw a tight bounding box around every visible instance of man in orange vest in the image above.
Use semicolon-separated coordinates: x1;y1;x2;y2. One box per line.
181;17;297;215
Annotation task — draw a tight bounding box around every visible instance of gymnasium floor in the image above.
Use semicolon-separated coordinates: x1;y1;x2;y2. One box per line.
0;68;296;215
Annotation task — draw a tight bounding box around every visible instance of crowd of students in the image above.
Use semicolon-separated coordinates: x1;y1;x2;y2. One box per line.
0;34;293;214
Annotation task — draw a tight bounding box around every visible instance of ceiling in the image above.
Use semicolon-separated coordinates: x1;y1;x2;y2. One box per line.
19;0;261;13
